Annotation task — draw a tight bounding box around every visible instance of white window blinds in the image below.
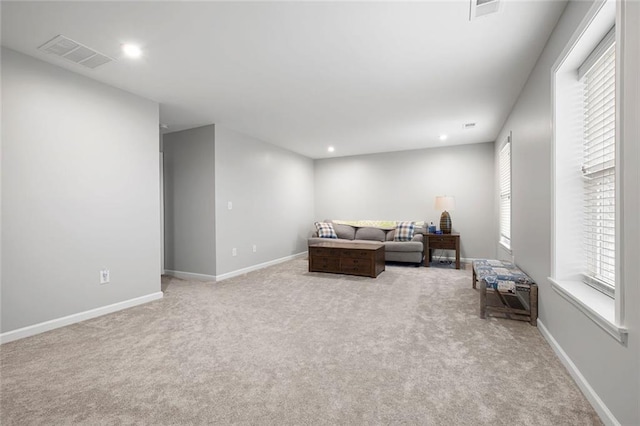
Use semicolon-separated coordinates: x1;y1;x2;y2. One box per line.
499;139;511;247
580;30;615;292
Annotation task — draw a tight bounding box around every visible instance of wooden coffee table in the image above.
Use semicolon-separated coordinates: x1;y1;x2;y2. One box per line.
308;242;385;278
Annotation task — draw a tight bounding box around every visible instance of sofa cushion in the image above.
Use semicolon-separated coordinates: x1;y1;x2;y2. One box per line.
308;237;363;246
314;221;337;239
333;223;356;240
384;241;424;252
354;227;386;242
394;221;415;241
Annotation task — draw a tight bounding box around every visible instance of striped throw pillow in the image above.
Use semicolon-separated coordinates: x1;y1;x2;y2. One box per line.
315;222;337;239
393;221;415;241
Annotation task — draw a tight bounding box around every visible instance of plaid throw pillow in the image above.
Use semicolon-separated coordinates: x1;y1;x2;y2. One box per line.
315;222;337;239
393;221;415;241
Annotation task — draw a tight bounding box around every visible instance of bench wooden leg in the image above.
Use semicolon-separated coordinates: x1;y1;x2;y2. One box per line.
530;284;538;326
480;280;487;319
472;267;477;289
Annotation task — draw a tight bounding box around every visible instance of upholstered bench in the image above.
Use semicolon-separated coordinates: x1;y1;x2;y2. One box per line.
472;259;538;326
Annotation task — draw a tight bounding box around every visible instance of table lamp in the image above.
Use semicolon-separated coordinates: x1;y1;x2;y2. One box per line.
435;196;455;234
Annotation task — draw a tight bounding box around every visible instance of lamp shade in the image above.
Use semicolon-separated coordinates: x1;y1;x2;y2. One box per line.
435;196;455;212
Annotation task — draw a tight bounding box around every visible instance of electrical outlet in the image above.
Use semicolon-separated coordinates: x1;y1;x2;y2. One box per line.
100;269;110;284
252;245;257;253
232;248;237;256
227;201;233;210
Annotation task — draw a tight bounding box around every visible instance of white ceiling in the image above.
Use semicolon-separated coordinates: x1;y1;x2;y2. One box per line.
1;1;566;159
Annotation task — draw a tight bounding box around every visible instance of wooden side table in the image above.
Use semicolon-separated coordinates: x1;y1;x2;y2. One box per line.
424;233;460;269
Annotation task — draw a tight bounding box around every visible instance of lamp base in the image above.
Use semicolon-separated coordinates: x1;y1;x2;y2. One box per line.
440;211;452;234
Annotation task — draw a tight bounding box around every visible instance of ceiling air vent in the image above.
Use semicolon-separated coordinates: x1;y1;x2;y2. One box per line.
463;122;477;129
469;0;502;21
38;35;113;69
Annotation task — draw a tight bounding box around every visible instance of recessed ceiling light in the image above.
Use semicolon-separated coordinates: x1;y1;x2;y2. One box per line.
439;134;448;141
328;146;335;153
122;43;142;58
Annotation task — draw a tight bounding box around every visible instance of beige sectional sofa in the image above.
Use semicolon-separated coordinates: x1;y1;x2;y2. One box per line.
308;220;425;264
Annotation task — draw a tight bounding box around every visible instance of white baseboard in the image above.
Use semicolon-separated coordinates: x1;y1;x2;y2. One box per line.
538;320;619;426
216;252;308;282
0;291;164;345
164;270;216;282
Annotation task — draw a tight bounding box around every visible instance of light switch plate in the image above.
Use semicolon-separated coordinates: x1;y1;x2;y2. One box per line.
100;269;110;284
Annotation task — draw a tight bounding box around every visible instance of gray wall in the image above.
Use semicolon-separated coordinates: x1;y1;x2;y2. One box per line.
163;126;216;276
494;1;639;424
214;126;314;276
1;48;161;332
314;142;496;260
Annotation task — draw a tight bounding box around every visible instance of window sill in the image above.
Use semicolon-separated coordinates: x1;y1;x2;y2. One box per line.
549;278;627;344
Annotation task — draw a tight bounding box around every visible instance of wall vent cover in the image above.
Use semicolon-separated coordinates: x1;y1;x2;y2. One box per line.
469;0;501;21
38;35;113;69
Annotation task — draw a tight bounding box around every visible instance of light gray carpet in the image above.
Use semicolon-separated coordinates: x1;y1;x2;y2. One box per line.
1;259;601;425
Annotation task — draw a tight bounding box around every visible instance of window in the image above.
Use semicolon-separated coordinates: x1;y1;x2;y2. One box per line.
499;136;511;249
551;0;626;343
580;29;615;296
